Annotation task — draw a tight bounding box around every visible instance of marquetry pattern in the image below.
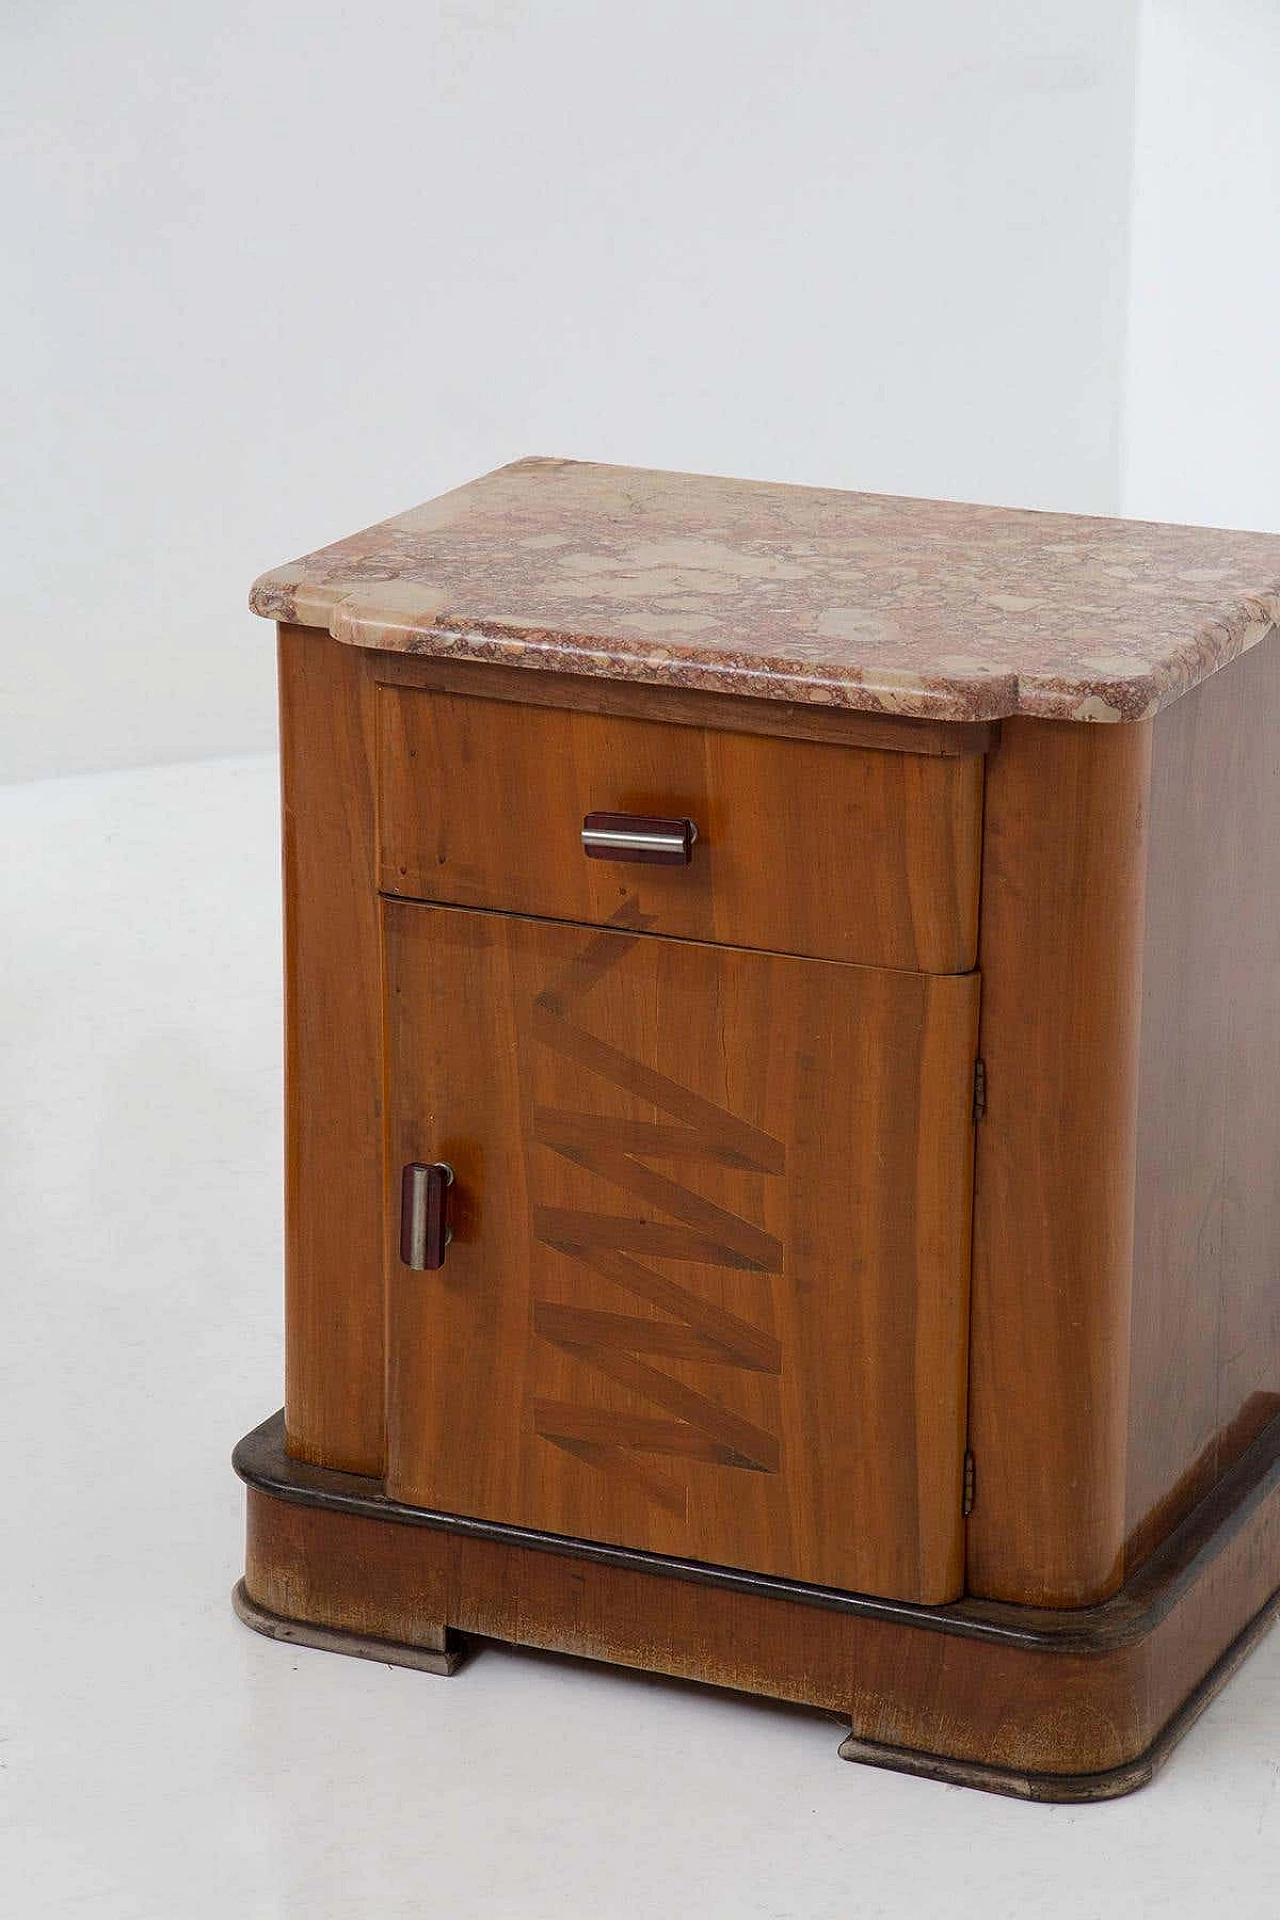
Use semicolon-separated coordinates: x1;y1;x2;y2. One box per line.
528;910;785;1514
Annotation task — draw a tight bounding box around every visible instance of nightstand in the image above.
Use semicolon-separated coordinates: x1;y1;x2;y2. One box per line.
233;458;1280;1799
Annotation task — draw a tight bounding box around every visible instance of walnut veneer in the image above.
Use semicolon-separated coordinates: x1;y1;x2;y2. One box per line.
236;462;1280;1799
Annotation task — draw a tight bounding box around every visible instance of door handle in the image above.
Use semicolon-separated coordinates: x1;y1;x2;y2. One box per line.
581;811;698;866
399;1161;454;1270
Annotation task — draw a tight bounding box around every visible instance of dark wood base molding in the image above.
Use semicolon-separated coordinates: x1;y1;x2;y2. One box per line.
234;1410;1280;1800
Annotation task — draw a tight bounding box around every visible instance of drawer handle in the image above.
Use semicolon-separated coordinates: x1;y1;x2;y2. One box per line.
581;811;698;866
399;1161;454;1270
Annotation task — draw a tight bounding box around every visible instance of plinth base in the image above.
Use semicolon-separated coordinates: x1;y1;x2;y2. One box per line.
233;1410;1280;1801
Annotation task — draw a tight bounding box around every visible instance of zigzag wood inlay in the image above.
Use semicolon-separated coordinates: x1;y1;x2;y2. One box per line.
531;902;785;1504
532;1243;783;1372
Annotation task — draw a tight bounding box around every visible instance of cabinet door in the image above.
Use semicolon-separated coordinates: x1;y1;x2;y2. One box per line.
384;900;978;1603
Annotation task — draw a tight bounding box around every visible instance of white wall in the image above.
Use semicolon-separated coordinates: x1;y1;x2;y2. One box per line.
4;2;1140;781
1122;0;1280;531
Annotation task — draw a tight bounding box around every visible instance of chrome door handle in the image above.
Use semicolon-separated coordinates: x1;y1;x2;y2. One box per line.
581;811;698;866
399;1162;454;1270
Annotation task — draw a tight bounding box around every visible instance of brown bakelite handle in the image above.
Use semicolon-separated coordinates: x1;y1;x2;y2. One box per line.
399;1162;454;1270
581;811;698;866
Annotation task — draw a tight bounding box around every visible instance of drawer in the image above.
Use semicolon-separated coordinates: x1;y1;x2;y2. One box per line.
376;684;983;971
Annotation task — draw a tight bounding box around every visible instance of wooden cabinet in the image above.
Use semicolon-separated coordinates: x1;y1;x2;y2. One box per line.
236;457;1280;1801
383;900;978;1601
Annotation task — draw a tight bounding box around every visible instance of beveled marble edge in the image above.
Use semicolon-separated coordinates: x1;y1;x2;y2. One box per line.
250;563;1280;726
249;448;1280;727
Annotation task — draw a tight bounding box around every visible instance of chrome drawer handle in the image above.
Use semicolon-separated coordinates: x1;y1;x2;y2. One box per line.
581;811;698;866
399;1162;454;1270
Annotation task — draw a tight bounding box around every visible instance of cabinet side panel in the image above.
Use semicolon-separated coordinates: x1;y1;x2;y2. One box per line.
967;717;1151;1606
279;624;384;1473
1126;628;1280;1569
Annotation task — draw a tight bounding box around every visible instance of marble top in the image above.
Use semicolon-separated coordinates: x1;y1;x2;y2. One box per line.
250;458;1280;723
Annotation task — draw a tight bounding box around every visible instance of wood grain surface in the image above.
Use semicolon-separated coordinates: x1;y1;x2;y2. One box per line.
377;684;983;973
373;650;997;756
278;625;385;1474
1126;629;1280;1568
966;716;1153;1606
383;901;978;1602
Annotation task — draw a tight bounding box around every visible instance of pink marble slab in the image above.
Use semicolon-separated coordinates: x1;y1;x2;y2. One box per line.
250;458;1280;723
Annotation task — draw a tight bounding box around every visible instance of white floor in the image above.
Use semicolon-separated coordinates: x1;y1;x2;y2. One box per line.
3;754;1279;1920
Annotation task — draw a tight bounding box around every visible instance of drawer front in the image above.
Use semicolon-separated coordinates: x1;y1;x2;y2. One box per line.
384;900;979;1603
377;685;983;972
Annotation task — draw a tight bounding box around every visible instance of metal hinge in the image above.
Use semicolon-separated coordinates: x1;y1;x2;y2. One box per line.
972;1058;986;1123
962;1450;976;1517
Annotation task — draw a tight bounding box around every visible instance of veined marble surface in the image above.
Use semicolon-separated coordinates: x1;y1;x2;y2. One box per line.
250;458;1280;723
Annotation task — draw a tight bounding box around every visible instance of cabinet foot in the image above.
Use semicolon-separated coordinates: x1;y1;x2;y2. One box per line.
231;1577;469;1677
